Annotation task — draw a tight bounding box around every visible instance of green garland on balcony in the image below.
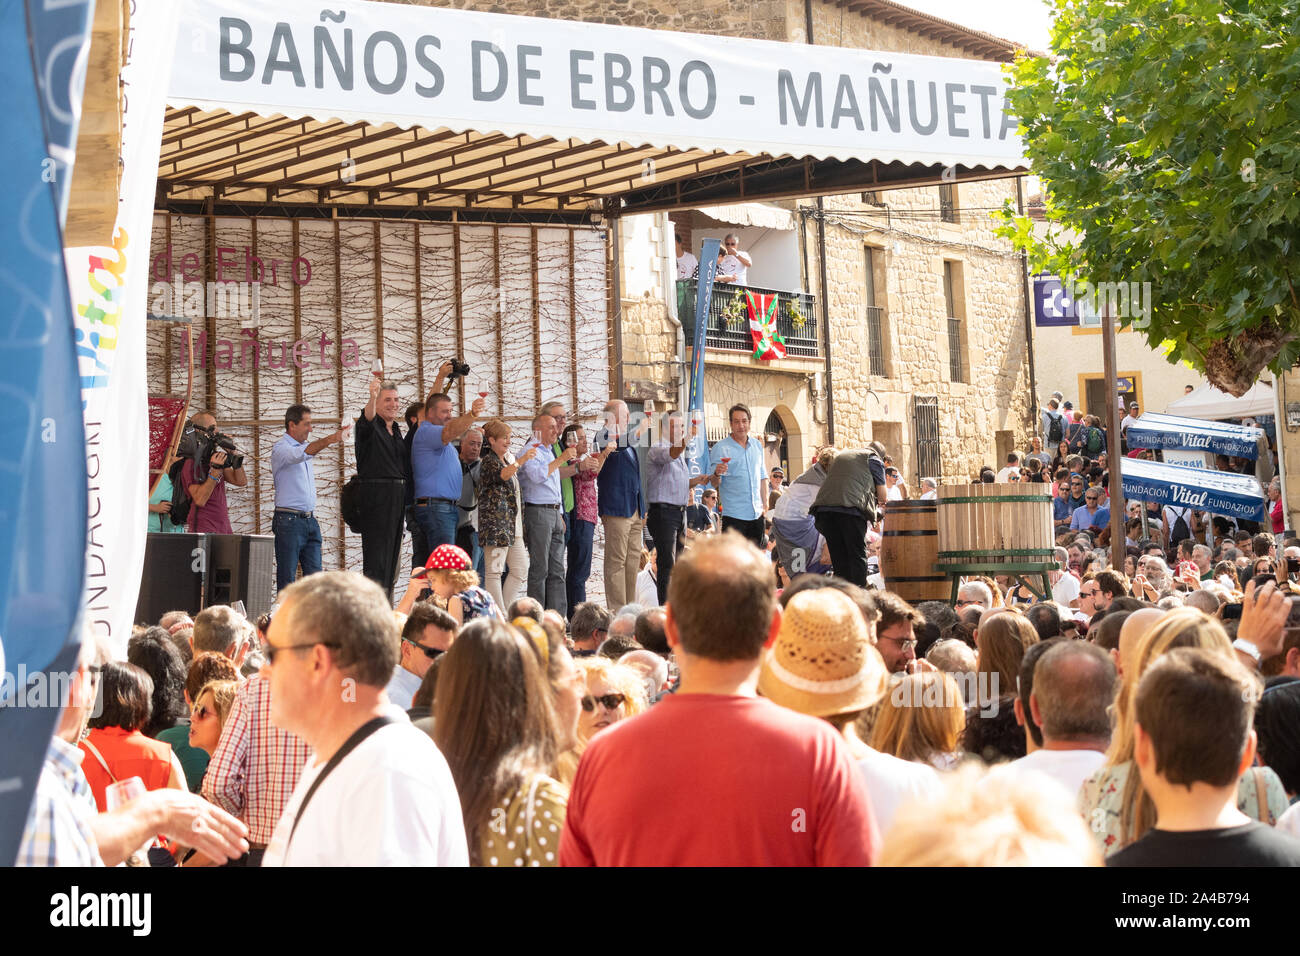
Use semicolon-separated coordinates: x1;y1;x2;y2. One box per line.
719;289;747;331
786;301;809;332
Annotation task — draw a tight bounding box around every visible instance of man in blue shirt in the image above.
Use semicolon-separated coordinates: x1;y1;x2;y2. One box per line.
271;404;350;591
597;400;649;610
708;403;768;548
1055;474;1087;535
1070;488;1110;533
412;390;486;555
518;411;577;614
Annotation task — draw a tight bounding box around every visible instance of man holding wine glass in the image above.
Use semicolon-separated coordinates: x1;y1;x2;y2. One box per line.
541;400;581;543
518;411;578;615
596;399;650;610
708;403;768;548
356;366;410;599
412;364;487;556
646;410;719;604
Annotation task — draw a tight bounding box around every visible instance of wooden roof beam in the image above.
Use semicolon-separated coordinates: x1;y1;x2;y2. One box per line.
204;122;413;187
165;118;344;176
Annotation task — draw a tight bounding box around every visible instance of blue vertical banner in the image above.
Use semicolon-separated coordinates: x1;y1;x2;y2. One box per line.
26;0;95;224
0;0;93;864
685;238;721;498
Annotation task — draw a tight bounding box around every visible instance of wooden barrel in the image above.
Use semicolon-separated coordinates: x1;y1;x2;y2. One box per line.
935;484;1054;579
880;500;948;603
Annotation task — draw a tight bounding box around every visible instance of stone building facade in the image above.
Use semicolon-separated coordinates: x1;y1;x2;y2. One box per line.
402;0;1037;484
809;179;1034;482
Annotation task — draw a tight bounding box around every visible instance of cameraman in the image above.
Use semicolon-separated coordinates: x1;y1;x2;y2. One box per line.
182;411;247;533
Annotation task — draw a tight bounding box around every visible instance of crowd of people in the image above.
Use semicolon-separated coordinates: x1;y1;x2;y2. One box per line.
28;379;1297;867
22;520;1300;866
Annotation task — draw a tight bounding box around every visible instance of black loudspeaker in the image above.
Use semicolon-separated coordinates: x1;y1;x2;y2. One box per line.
205;534;276;620
135;533;208;624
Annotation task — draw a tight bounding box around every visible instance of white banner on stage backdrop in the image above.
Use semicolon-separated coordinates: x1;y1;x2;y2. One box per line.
168;0;1026;169
67;0;180;657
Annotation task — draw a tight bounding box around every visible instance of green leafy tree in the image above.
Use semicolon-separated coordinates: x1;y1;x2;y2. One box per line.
996;0;1300;395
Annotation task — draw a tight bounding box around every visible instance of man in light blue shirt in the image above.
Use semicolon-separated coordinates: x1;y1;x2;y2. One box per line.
412;390;486;554
271;404;350;591
708;403;768;548
1070;489;1110;532
518;411;577;614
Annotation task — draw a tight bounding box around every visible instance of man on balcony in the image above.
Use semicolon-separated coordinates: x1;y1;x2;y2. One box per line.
675;234;698;279
716;234;752;285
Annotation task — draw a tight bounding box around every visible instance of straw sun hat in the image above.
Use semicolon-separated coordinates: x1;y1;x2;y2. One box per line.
758;589;889;718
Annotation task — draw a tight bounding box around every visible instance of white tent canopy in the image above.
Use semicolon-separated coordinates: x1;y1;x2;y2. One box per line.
1164;381;1275;420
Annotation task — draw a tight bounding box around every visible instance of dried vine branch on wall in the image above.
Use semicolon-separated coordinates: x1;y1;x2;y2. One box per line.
145;214;611;600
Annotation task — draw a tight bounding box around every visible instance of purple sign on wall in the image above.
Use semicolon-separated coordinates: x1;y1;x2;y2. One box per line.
1033;274;1081;327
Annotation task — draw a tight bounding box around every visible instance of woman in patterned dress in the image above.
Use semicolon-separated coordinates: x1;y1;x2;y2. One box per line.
434;618;574;867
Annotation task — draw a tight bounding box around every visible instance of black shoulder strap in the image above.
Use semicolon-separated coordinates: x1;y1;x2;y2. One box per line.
286;715;398;850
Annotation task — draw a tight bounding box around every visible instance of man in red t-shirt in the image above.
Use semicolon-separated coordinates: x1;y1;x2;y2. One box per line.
560;533;878;866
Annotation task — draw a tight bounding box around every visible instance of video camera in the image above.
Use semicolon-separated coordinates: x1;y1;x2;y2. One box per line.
444;357;471;383
176;418;244;472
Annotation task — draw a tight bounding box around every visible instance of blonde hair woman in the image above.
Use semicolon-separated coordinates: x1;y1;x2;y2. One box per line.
973;575;1004;608
187;679;239;757
575;657;648;746
881;765;1102;866
869;670;966;770
1078;609;1288;855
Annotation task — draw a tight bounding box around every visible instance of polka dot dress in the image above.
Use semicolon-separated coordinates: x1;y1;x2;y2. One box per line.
477;775;568;867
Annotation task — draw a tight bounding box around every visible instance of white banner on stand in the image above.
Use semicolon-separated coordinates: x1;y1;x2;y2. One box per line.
68;0;180;657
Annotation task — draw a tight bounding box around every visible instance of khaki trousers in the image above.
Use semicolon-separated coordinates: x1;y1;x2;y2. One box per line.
601;514;644;610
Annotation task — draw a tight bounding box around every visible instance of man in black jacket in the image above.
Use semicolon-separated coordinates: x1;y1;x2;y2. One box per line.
356;374;409;600
809;444;887;587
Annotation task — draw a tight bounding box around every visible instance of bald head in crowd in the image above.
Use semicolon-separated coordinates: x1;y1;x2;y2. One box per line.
1182;590;1220;615
666;532;778;662
1117;608;1165;677
1031;641;1116;747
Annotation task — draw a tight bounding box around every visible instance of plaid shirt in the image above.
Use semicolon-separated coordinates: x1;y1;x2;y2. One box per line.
17;737;103;867
202;674;311;846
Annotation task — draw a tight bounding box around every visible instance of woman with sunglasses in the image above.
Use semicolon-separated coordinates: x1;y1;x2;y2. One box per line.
177;678;241;867
188;679;239;759
575;657;648;745
156;651;239;794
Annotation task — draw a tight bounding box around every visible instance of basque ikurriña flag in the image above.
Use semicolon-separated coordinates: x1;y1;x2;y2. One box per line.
745;290;786;361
